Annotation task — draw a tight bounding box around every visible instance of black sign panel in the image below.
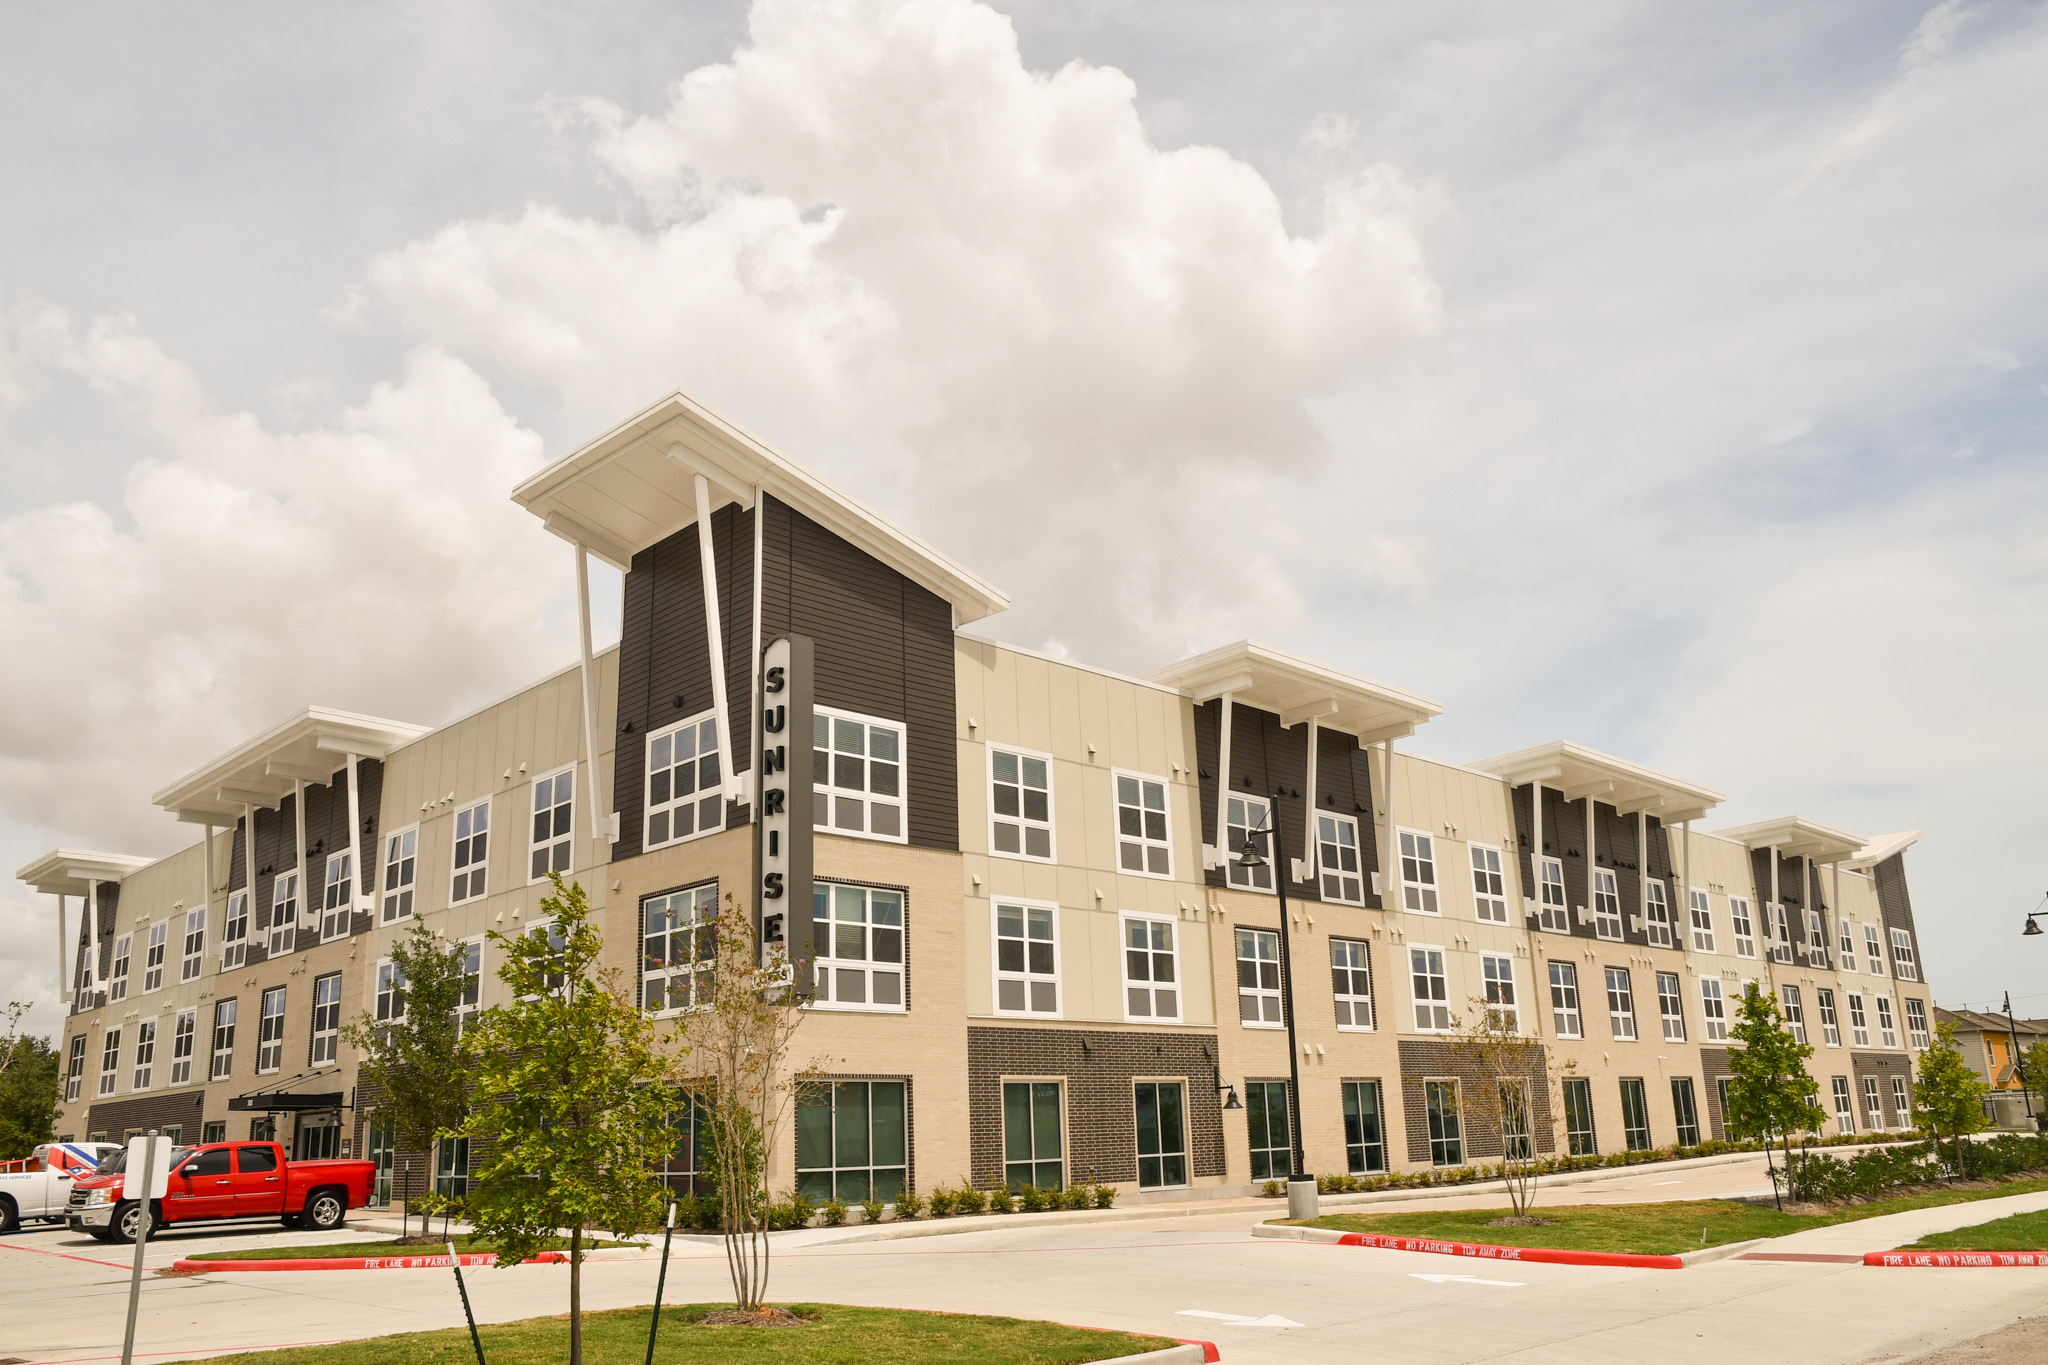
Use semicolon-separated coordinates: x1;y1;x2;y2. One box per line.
756;634;815;995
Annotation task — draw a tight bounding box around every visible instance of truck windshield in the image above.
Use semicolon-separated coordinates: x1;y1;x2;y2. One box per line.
93;1146;191;1176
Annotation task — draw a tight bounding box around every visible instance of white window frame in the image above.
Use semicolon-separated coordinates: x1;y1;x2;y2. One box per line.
1766;903;1794;965
1591;868;1623;941
1330;937;1373;1031
1469;844;1508;924
811;882;908;1013
210;1000;236;1081
1806;909;1828;960
1838;917;1857;971
1549;961;1584;1038
169;1008;197;1086
1538;857;1568;932
98;1028;121;1097
1120;912;1181;1022
992;899;1061;1018
1409;944;1452;1033
375;959;407;1027
813;706;907;845
1729;895;1756;958
65;1034;85;1102
131;1018;156;1092
1876;995;1898;1049
1864;923;1885;976
645;712;723;852
455;938;483;1035
1889;928;1919;982
180;907;206;983
1397;828;1441;915
1114;770;1174;880
1848;992;1870;1047
1891;1075;1910;1125
1235;927;1283;1028
1225;794;1274;893
1905;997;1931;1050
1700;977;1729;1042
321;851;353;943
1689;889;1716;953
1605;966;1637;1040
641;882;719;1017
451;800;491;904
256;986;286;1075
528;764;577;883
221;889;250;970
108;935;131;1002
267;871;300;957
310;972;342;1067
988;745;1056;863
382;824;419;921
1481;952;1518;1032
1657;971;1685;1042
143;920;168;993
1863;1076;1884;1131
1780;984;1807;1045
1315;810;1365;905
1832;1076;1854;1134
1644;880;1674;949
1818;987;1841;1047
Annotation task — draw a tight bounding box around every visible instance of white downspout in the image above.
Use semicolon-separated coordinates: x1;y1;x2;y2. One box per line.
56;893;67;1009
1212;693;1234;868
575;543;609;849
693;473;738;805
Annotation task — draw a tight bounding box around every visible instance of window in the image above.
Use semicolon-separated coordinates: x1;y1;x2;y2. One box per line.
1592;869;1622;941
656;1094;709;1196
1716;1077;1734;1136
257;987;286;1074
1817;988;1841;1047
109;936;131;1002
221;890;250;969
1643;881;1673;948
529;766;575;880
310;973;341;1066
1317;813;1364;904
1876;996;1898;1048
181;908;205;983
1767;904;1794;965
1122;915;1179;1021
812;883;905;1011
267;872;299;956
643;883;718;1015
1499;1078;1533;1160
321;852;353;941
1891;1076;1910;1123
1116;772;1173;878
1469;845;1507;923
132;1019;156;1091
1838;918;1857;971
1481;954;1518;1032
1398;830;1440;914
170;1009;196;1086
98;1029;120;1097
1863;1076;1883;1130
1225;795;1273;892
436;1136;470;1200
1832;1077;1855;1134
989;747;1053;861
202;1121;226;1145
1689;889;1716;952
65;1036;85;1102
1562;1076;1597;1155
1410;946;1451;1032
455;940;482;1035
1619;1078;1651;1151
1236;929;1282;1027
210;1000;236;1080
382;826;418;921
1549;961;1583;1038
248;1117;276;1142
1343;1080;1386;1173
647;715;722;850
797;1080;908;1201
1425;1080;1463;1166
813;709;904;842
1657;972;1686;1042
1807;910;1828;960
1605;967;1637;1041
1700;978;1729;1042
451;803;489;903
1848;993;1870;1047
1905;998;1930;1050
1889;929;1919;982
1001;1081;1063;1191
375;960;406;1026
1672;1077;1701;1147
1730;896;1756;958
143;921;168;992
1246;1080;1292;1180
994;902;1059;1016
1864;924;1885;976
1780;985;1807;1045
523;920;568;997
1135;1081;1188;1188
1331;939;1374;1030
1538;858;1568;932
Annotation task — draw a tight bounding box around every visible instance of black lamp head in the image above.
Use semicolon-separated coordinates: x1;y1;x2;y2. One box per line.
1221;1085;1243;1112
2026;916;2044;938
1236;834;1266;868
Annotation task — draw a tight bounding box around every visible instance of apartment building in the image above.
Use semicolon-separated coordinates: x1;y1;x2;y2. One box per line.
25;389;1942;1203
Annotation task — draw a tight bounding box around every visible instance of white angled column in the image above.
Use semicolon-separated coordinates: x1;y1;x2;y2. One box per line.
1212;692;1234;868
575;543;609;847
345;756;366;917
56;893;68;1008
693;472;739;805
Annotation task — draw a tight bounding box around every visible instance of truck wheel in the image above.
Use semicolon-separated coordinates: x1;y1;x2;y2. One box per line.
0;1196;18;1233
280;1213;303;1228
304;1190;346;1231
111;1202;155;1245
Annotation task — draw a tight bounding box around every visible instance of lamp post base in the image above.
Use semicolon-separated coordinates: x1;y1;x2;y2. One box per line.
1287;1177;1320;1221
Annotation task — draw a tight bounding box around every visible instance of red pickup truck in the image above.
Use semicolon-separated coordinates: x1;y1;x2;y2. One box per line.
67;1141;377;1244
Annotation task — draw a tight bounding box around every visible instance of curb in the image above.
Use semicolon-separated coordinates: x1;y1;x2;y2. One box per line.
171;1247;644;1273
1679;1237;1775;1266
1249;1222;1681;1269
1090;1344;1219;1365
1865;1250;2048;1267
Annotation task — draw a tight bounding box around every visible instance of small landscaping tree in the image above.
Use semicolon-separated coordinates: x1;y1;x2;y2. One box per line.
460;875;681;1365
1724;985;1826;1208
340;922;471;1240
1440;1000;1570;1218
1913;1021;1992;1178
2018;1040;2048;1119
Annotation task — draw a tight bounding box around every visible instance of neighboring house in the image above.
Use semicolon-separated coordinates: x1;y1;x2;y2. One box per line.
18;388;1951;1201
1936;1008;2048;1129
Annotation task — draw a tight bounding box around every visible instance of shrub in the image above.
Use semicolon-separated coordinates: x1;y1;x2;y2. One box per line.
988;1187;1015;1214
927;1186;957;1218
861;1197;885;1224
1060;1182;1093;1210
821;1197;848;1227
893;1188;925;1220
1092;1182;1118;1208
1017;1184;1049;1213
956;1185;989;1215
787;1190;816;1228
1261;1180;1284;1198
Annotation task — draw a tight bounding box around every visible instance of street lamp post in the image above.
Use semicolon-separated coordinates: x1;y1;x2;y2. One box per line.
1234;800;1317;1219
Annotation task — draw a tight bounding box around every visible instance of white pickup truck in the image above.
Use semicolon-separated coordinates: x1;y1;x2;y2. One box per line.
0;1143;121;1231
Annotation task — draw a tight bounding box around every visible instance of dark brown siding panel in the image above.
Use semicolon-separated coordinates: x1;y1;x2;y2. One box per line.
1194;699;1222;886
1397;1039;1556;1164
715;500;756;824
1872;854;1927;983
903;582;958;851
86;1090;206;1141
1700;1047;1731;1138
611;541;656;862
1852;1052;1915;1126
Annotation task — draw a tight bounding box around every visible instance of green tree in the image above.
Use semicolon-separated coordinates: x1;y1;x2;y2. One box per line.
340;922;473;1240
459;875;680;1365
2018;1040;2048;1120
1724;985;1826;1208
1913;1021;1992;1177
0;1002;60;1159
1436;998;1572;1217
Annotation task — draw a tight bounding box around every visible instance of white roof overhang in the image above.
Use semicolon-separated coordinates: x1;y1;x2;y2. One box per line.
1845;829;1922;871
510;390;1009;626
17;849;155;896
1710;815;1867;863
1143;641;1441;745
152;707;430;827
1470;741;1725;824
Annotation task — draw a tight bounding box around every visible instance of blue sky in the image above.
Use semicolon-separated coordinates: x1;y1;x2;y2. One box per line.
2;0;2043;1039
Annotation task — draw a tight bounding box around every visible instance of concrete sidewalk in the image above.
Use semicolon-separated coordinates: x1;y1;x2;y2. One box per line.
1747;1188;2048;1258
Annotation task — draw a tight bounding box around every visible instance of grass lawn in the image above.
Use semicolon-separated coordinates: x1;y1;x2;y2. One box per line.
184;1233;637;1262
160;1303;1177;1364
1290;1175;2048;1256
1905;1207;2048;1251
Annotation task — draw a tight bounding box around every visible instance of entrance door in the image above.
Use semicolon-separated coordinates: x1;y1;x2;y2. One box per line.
293;1112;340;1161
1134;1082;1186;1189
232;1144;286;1215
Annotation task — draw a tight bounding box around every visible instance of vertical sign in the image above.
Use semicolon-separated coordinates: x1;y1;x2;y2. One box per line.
756;634;815;995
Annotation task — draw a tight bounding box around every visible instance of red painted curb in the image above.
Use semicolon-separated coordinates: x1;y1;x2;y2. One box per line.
1172;1341;1223;1363
172;1250;571;1272
1335;1232;1683;1270
1865;1250;2048;1267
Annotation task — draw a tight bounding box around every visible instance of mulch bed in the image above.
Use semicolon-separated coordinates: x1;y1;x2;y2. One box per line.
697;1307;809;1327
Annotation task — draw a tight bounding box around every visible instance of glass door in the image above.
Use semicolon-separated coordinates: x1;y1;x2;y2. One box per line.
1135;1082;1186;1189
